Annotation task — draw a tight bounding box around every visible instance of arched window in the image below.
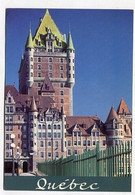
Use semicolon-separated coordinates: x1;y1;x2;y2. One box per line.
54;125;56;129
38;124;41;129
58;125;61;129
43;124;46;129
48;124;51;129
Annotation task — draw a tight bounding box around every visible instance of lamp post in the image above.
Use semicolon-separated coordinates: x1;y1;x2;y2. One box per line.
16;146;20;176
11;134;15;176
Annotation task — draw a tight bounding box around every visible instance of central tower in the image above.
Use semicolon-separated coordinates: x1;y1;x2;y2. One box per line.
19;9;75;116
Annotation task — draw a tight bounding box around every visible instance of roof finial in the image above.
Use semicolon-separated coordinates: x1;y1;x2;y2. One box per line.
69;22;71;33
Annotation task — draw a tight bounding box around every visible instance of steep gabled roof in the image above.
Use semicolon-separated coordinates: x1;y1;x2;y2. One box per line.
117;97;131;115
33;9;66;47
106;106;121;123
5;85;19;97
66;116;105;136
41;74;55;93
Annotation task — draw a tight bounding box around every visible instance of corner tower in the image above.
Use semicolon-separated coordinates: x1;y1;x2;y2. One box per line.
18;9;75;116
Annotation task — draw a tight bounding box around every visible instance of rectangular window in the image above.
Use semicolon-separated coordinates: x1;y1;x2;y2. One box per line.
78;141;81;145
74;141;77;146
58;132;61;138
74;132;77;136
87;140;90;146
55;141;58;148
38;57;42;62
40;152;44;158
48;73;53;78
6;143;10;150
49;65;53;70
93;141;96;145
83;140;86;146
60;65;63;70
60;99;64;103
48;152;51;157
48;132;51;138
10;107;13;113
60;58;64;63
38;83;41;87
67;140;71;146
38;132;41;138
42;132;46;138
92;132;95;136
40;141;44;147
74;150;77;155
48;57;53;62
67;149;71;155
55;152;59;158
38;64;41;70
60;83;64;88
6;107;9;113
38;73;41;77
6;134;10;140
48;141;51;147
60;91;64;95
54;132;57;138
78;132;81;136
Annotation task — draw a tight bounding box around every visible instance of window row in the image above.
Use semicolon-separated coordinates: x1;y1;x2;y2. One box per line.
30;123;61;130
26;57;66;63
38;132;61;139
67;140;106;146
40;151;59;158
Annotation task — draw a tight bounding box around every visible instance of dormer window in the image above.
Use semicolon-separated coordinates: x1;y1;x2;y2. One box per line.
74;132;77;136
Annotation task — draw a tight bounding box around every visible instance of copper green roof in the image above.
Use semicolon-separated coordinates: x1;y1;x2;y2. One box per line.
26;29;34;48
67;32;74;50
33;9;66;47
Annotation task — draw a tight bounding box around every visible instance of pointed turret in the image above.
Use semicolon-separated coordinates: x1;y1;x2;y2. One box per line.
26;29;33;49
30;96;38;112
106;106;120;123
117;97;131;115
67;31;74;50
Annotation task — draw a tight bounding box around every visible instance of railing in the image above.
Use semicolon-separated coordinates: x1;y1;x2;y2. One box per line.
38;141;132;177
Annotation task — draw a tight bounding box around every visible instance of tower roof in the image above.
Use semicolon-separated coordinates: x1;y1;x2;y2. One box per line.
67;32;74;50
106;106;121;123
30;96;38;112
33;9;66;47
41;74;55;93
26;29;33;49
117;97;131;115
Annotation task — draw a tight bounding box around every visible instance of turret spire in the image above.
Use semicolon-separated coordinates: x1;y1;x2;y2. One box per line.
26;29;33;49
106;106;120;123
67;31;74;50
30;96;38;112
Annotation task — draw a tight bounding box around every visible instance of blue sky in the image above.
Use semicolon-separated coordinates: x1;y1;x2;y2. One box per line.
6;9;133;121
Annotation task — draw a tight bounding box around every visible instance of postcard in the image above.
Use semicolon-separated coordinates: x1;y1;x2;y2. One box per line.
0;0;135;194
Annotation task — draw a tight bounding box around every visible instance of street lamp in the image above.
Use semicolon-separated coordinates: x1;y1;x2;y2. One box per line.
11;134;15;176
